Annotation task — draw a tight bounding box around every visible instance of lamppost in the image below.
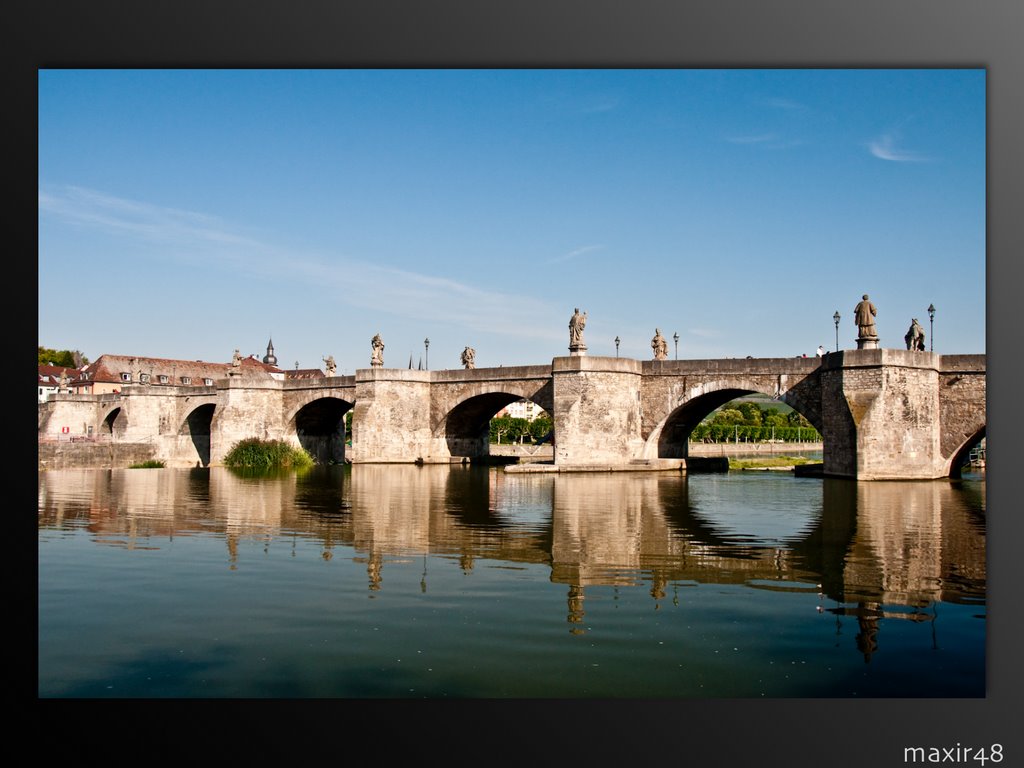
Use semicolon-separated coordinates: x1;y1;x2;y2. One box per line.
614;336;620;358
424;338;430;370
673;332;679;360
833;311;841;352
927;304;935;352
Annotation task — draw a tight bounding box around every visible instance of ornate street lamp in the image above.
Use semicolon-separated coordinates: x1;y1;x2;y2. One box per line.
833;311;841;352
614;336;620;358
927;304;935;352
673;332;679;360
424;338;430;370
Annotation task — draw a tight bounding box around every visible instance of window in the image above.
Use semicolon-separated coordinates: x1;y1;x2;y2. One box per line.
181;376;191;385
121;372;131;382
139;374;150;383
158;375;168;384
203;378;213;386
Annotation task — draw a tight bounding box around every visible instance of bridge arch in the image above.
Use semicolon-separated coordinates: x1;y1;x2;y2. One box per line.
288;396;354;464
644;379;823;460
946;425;986;479
101;406;126;437
180;403;216;467
437;391;552;461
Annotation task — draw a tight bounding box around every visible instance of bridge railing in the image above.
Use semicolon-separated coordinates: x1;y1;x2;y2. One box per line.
39;433;113;444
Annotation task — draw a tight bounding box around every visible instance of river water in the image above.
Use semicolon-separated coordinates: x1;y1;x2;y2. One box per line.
37;464;986;698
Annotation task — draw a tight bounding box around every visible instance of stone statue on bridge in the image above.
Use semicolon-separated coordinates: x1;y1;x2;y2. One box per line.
569;308;588;355
461;346;476;369
651;328;668;360
854;294;878;349
370;333;385;367
905;319;926;351
228;349;243;376
322;355;337;376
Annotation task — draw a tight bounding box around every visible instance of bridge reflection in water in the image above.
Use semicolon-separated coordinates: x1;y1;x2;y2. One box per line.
38;465;985;697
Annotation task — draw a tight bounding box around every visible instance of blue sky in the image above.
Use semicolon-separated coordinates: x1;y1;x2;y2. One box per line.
39;69;985;372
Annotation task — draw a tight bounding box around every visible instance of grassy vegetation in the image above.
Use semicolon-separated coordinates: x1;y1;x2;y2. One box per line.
223;438;314;470
128;460;165;469
729;456;818;470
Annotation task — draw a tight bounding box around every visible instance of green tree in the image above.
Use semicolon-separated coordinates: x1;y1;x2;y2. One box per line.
735;402;763;425
529;415;553;442
38;346;89;368
711;408;744;427
787;411;814;428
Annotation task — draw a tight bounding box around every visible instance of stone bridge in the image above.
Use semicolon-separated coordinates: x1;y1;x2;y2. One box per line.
39;349;985;480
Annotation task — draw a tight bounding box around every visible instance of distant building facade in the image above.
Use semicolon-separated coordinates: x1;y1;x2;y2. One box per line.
495;398;547;421
60;340;321;397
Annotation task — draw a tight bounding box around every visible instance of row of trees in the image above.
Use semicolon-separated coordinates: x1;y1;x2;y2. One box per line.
690;400;820;443
484;401;819;445
489;414;553;444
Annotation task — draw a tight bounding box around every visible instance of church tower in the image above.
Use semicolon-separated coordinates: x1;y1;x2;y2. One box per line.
263;338;278;366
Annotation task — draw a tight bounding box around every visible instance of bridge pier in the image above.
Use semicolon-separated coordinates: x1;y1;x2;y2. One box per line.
210;376;294;465
820;350;968;480
348;368;435;463
552;356;645;466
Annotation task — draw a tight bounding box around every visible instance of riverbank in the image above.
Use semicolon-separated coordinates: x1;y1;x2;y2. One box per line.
688;441;823;458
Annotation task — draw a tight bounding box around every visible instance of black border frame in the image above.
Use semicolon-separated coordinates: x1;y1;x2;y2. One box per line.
24;1;1020;763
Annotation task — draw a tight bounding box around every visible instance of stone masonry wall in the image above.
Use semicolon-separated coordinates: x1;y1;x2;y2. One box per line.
349;369;433;462
209;377;290;464
552;356;644;465
821;350;945;480
937;355;986;461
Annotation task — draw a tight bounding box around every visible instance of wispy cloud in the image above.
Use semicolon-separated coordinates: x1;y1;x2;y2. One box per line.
550;244;605;264
723;133;803;150
868;132;931;163
39;186;260;249
580;96;621;114
39;185;565;341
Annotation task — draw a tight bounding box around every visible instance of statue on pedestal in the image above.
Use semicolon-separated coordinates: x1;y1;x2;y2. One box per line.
322;355;337;376
370;333;385;367
568;308;588;355
461;346;476;369
904;319;926;351
651;328;668;360
854;294;879;349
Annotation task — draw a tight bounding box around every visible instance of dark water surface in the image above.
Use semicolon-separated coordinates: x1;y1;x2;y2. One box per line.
38;465;985;698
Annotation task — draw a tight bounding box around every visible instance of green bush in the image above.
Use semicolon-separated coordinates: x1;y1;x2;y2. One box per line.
223;438;314;470
128;460;165;469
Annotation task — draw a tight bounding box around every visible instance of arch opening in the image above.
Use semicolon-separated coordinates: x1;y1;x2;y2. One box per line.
101;407;124;437
948;426;986;479
294;397;353;465
444;393;552;463
658;390;822;459
181;403;215;467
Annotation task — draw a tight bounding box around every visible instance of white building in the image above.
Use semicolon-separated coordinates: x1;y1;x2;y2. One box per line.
496;399;547;421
